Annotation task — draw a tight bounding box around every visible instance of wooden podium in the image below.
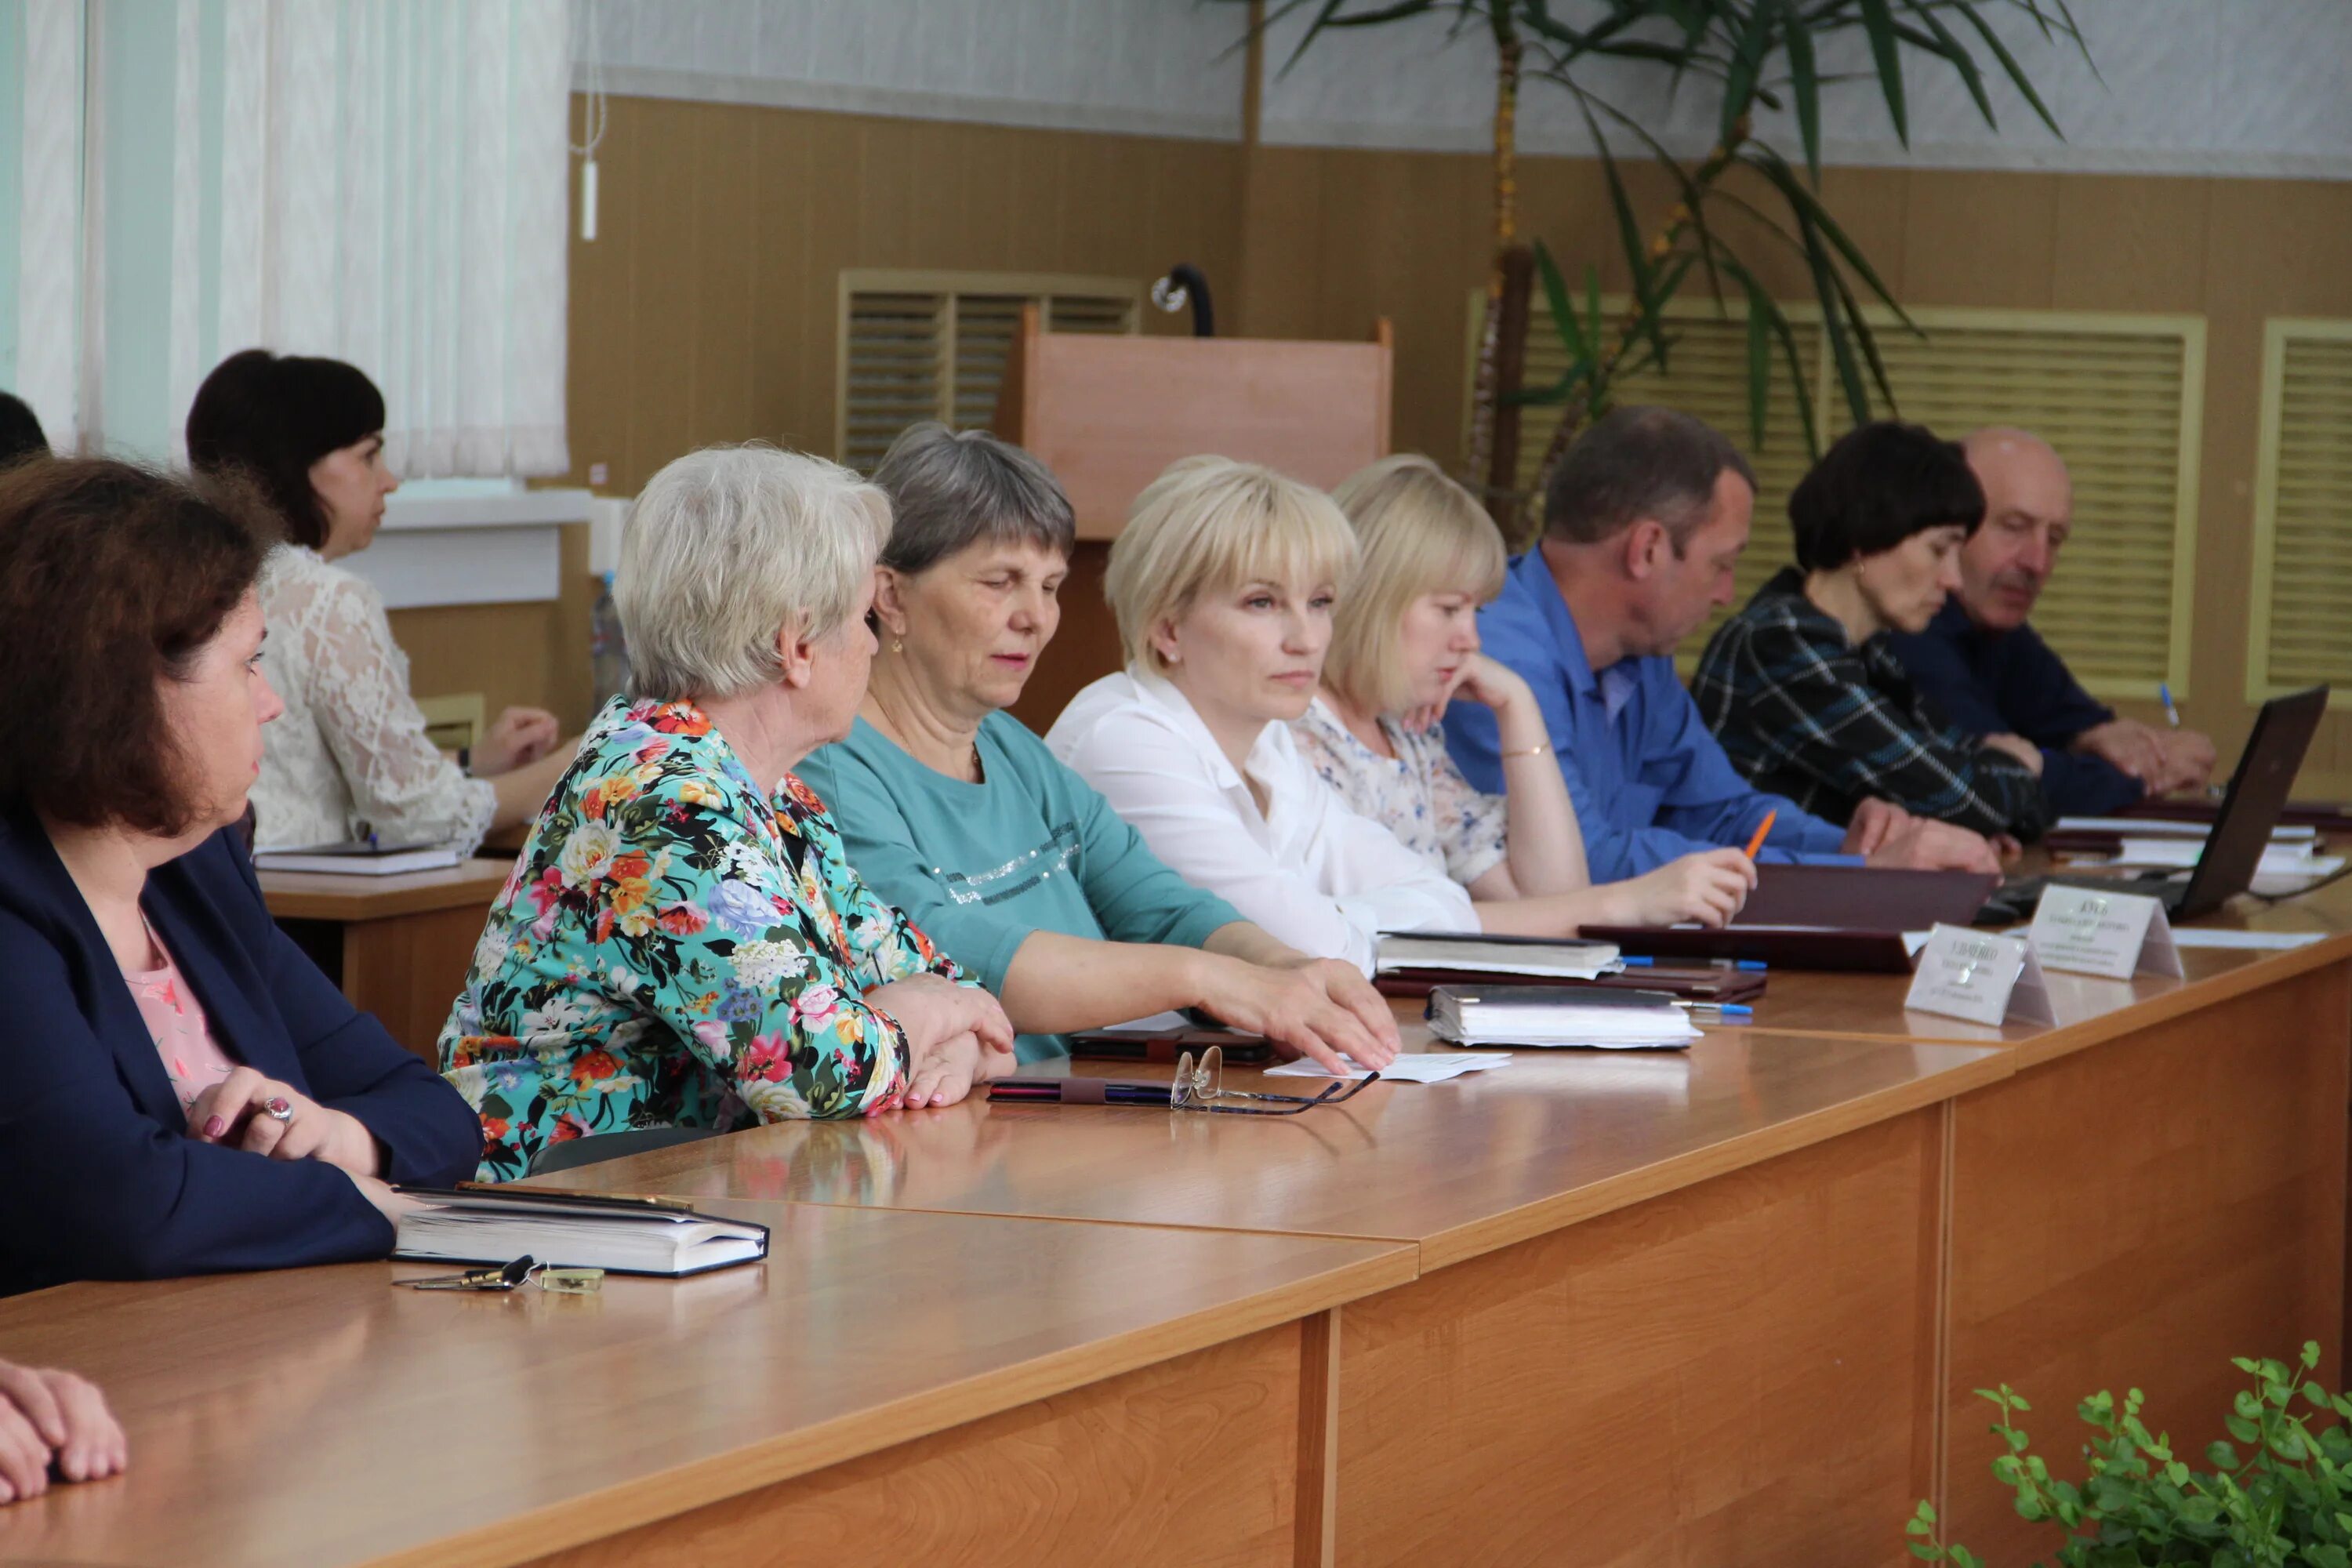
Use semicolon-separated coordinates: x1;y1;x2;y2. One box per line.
993;305;1394;539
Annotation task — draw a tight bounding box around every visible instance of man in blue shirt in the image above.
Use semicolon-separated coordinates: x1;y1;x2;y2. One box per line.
1446;406;2004;883
1886;429;2215;816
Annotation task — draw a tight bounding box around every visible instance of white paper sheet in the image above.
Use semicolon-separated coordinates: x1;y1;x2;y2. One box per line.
2108;840;2341;876
1265;1052;1513;1083
2167;928;2328;950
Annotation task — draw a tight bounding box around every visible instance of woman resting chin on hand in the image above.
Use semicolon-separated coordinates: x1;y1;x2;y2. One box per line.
1295;456;1755;936
0;459;484;1297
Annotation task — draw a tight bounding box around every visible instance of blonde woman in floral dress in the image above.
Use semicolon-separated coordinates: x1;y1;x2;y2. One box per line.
440;446;1014;1181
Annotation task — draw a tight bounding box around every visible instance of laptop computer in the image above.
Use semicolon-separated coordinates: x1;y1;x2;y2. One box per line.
1978;684;2330;924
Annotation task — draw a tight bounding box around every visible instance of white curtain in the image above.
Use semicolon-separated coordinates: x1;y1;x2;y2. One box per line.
5;0;572;475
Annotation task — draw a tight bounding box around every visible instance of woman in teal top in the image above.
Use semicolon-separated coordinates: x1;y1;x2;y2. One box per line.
797;423;1397;1071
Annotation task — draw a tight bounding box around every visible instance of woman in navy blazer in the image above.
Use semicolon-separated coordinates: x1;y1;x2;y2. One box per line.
0;458;481;1298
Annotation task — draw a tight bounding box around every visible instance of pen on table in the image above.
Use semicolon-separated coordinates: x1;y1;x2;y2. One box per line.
1675;1000;1754;1018
1742;810;1777;859
2158;683;2182;729
1621;956;1768;971
989;1079;1168;1106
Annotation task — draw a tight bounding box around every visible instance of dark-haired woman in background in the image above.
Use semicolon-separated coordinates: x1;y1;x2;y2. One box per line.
0;458;482;1295
186;350;573;852
0;391;47;468
1690;421;2043;842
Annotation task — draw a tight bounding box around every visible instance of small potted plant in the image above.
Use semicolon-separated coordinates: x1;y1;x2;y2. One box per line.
1910;1341;2352;1566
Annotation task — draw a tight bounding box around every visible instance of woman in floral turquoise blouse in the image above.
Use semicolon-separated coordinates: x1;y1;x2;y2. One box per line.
441;446;1014;1181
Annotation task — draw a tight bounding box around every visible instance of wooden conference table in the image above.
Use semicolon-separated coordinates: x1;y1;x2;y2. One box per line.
10;872;2347;1566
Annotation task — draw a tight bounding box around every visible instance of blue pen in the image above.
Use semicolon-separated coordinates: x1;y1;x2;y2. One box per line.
2158;683;2182;729
1621;956;1767;971
1680;1002;1754;1018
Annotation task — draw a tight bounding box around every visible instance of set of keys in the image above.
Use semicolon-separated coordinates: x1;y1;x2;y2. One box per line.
397;1255;604;1294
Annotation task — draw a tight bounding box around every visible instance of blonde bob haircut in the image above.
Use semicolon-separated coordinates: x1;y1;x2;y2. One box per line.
619;444;891;702
1105;455;1360;674
1323;454;1508;714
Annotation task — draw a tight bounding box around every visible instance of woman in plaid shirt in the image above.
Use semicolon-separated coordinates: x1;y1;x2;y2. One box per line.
1691;422;2045;844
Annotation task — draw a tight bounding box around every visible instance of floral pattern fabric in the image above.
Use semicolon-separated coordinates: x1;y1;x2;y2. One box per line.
1293;699;1510;888
440;696;957;1181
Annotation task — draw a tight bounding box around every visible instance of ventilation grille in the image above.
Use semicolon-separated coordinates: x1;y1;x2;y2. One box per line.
2250;322;2352;699
1469;296;2204;694
840;272;1142;472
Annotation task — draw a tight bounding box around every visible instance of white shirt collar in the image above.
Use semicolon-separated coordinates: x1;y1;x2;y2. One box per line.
1125;666;1298;798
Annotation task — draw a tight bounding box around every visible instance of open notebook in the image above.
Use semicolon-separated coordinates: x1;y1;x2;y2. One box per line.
394;1189;769;1277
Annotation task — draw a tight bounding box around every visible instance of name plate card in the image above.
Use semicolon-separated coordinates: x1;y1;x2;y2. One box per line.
1904;924;2056;1027
2026;885;2185;982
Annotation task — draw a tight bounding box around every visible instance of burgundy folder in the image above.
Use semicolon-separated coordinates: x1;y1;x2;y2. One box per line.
1581;864;2001;974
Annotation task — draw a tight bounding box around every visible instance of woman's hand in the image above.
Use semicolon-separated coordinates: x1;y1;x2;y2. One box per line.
1399;654;1535;739
899;1031;1015;1110
187;1067;380;1178
0;1359;126;1502
1194;954;1400;1074
865;975;1016;1058
1981;732;2045;776
1602;849;1756;929
472;706;563;775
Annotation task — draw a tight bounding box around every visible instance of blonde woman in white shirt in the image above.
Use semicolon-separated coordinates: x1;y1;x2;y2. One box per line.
186;350;576;852
1048;455;1742;975
1046;457;1468;971
1298;455;1753;931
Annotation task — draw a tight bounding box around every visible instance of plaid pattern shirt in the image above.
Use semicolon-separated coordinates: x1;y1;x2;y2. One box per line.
1691;569;2047;838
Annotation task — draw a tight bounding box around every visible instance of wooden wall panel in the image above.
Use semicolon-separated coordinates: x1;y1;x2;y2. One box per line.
458;93;2352;771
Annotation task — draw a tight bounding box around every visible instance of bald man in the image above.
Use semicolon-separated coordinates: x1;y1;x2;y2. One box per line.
1886;429;2216;815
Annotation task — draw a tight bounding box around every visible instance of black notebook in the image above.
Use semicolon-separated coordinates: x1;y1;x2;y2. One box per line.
394;1188;769;1277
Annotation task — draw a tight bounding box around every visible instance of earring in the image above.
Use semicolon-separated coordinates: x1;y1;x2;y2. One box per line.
891;638;904;654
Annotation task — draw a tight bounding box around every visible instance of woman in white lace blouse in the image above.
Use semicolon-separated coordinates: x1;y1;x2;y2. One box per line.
1296;455;1754;933
187;351;575;852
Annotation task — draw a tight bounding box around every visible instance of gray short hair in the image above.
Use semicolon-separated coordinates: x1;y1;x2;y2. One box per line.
1544;405;1758;550
618;444;890;702
870;422;1076;575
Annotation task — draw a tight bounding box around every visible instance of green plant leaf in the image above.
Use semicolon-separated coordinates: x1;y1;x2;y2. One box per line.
1855;0;1910;144
1949;2;2064;139
1741;274;1772;450
1778;0;1823;180
1532;238;1588;364
1574;93;1671;372
1715;252;1820;457
1900;2;1995;128
1719;4;1773;146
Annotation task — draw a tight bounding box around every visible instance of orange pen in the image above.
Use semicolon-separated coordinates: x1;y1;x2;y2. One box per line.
1742;810;1777;859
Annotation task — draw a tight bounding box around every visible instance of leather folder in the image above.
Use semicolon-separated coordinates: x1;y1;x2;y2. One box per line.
1581;864;2001;974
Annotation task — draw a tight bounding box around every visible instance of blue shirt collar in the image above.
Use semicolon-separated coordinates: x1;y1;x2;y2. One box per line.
1512;547;1602;699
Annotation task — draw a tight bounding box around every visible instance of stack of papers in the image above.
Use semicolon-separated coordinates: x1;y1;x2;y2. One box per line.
1266;1052;1512;1083
2107;838;2344;878
2056;816;2314;842
1376;932;1619;979
256;841;466;876
1428;986;1700;1051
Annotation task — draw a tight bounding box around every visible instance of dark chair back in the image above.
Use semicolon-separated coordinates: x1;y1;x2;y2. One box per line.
525;1125;718;1178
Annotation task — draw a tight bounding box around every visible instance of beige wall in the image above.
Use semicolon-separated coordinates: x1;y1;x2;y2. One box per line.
443;90;2352;786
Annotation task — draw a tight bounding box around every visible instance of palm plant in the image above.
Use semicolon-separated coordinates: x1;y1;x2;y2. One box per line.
1221;0;2089;530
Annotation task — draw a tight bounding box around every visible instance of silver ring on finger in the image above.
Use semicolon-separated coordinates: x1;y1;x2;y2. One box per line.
264;1095;295;1124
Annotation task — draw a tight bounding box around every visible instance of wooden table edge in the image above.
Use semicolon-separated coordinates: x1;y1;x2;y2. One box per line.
1731;931;2352;1069
258;859;515;922
343;1231;1418;1568
1411;1044;2012;1271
